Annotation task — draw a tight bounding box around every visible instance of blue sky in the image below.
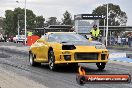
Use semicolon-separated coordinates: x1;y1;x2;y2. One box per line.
0;0;132;25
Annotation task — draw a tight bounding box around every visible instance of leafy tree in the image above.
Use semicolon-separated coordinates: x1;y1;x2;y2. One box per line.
62;10;72;25
4;10;15;35
92;3;127;26
46;17;58;26
26;9;36;29
0;17;4;34
13;8;24;32
35;16;45;28
0;17;3;29
3;7;44;35
13;8;36;29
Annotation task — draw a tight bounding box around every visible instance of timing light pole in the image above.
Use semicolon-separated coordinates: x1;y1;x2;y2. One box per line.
106;3;109;46
24;0;27;45
16;1;20;36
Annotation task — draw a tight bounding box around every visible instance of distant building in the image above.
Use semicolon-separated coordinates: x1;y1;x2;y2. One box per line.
32;25;73;37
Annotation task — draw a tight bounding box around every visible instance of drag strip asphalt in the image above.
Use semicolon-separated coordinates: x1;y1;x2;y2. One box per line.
0;46;132;88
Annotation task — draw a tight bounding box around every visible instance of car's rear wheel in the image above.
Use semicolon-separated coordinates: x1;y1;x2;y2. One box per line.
29;52;41;66
48;50;56;71
96;62;106;70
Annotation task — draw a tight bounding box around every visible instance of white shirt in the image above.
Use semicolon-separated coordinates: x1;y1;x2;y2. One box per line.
117;36;121;43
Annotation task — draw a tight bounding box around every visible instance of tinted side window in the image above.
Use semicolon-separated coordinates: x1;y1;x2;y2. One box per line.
47;34;56;42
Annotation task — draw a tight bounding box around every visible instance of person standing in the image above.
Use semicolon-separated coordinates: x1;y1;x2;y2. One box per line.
3;34;7;42
90;25;101;41
128;33;132;47
0;33;4;42
126;37;128;45
117;36;121;46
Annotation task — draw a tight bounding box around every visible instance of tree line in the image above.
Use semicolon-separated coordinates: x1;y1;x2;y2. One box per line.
2;3;127;36
3;7;72;35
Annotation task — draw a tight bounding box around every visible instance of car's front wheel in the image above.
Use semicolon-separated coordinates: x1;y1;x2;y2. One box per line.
48;50;56;71
29;52;41;66
96;62;106;70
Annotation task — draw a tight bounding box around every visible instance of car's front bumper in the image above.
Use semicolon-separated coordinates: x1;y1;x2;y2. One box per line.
54;49;109;64
55;60;108;64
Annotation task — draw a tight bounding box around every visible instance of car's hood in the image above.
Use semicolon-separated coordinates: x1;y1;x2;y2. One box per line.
60;41;103;46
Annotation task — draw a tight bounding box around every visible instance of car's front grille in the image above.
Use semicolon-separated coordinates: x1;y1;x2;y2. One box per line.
75;53;98;60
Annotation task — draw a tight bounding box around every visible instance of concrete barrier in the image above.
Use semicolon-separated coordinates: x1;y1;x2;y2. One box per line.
126;53;132;58
109;53;126;58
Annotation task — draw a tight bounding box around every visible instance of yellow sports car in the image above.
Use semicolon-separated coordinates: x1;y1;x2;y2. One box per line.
29;32;109;71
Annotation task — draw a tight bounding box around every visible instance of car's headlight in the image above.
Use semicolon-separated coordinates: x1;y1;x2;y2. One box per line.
95;44;106;49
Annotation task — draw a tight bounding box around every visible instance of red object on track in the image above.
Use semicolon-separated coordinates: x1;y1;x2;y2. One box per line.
27;36;40;46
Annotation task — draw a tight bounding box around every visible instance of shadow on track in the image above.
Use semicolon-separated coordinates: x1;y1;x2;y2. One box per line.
32;64;107;74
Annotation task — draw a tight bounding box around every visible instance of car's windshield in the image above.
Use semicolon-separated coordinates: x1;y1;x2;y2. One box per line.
48;33;88;42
